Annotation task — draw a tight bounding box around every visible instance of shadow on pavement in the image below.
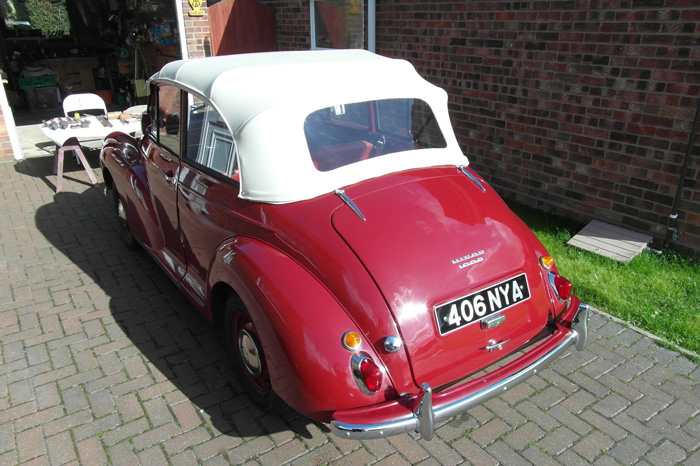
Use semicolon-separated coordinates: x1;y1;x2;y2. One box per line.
33;185;320;439
14;150;102;192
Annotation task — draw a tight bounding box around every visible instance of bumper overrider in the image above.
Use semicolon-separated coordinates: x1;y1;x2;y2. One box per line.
331;301;590;440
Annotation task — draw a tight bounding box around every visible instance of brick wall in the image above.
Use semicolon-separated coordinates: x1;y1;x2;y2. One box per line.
259;1;311;50
253;1;700;256
182;0;212;58
0;110;13;164
373;0;700;257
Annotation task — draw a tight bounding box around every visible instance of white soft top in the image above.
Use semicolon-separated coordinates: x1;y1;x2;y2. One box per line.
149;49;468;203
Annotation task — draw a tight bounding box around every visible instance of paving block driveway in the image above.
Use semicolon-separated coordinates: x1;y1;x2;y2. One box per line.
1;156;700;466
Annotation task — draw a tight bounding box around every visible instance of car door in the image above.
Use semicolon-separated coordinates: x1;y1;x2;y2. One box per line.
144;84;187;281
177;94;245;310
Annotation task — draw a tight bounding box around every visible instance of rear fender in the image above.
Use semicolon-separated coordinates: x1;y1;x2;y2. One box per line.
208;236;396;421
511;218;569;316
101;134;163;251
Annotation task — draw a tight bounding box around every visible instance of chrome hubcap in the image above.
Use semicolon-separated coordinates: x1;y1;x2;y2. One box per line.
117;199;127;223
238;329;262;378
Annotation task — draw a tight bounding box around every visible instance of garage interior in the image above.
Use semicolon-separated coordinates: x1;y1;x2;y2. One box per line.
0;0;277;163
0;0;182;126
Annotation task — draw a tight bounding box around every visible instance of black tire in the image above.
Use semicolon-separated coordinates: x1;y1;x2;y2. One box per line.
113;188;138;250
224;295;286;413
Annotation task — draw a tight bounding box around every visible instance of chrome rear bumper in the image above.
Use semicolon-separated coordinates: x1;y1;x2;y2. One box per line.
331;302;590;440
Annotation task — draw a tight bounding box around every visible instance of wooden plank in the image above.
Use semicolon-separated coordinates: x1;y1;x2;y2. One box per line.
567;220;652;263
569;232;641;254
568;237;637;262
568;236;638;256
583;221;651;244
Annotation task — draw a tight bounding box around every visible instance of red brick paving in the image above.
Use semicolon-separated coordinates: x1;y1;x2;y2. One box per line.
1;155;699;465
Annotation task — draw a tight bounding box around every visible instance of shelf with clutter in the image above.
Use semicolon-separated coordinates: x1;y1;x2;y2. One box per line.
2;0;180;112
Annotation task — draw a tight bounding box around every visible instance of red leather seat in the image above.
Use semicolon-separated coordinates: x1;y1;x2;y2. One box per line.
311;141;373;171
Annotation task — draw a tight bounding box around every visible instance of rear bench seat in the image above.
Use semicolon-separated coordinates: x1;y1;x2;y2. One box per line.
310;141;373;171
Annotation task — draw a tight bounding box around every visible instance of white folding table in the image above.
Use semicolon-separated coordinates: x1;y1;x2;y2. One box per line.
40;116;142;192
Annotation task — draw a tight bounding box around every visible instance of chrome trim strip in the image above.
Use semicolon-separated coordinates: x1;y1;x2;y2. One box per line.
331;303;589;440
459;166;486;192
548;272;564;303
335;189;366;222
350;352;376;395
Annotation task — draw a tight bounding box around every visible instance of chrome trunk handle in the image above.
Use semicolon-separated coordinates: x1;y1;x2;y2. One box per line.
484;339;510;352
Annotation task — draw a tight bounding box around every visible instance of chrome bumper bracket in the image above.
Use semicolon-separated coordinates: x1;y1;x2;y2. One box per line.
416;383;434;441
572;303;589;351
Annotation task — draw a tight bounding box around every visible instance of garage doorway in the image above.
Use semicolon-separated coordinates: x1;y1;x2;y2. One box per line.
0;0;183;159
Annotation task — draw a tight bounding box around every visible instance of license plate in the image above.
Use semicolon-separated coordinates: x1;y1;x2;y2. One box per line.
434;273;531;335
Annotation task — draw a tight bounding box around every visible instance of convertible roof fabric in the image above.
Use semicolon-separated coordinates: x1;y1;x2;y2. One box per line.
149;50;468;203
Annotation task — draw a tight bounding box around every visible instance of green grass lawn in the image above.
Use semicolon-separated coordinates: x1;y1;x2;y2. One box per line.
510;203;700;355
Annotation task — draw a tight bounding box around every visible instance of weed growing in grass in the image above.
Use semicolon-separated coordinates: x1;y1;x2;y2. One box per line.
510;203;700;354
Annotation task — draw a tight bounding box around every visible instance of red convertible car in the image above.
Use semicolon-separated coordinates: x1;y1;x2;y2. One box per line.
100;50;589;440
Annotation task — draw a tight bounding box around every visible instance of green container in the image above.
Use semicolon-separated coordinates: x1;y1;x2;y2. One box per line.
18;75;57;89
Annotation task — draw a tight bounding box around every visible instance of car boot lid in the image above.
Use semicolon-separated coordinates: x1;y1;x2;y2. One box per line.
332;168;554;388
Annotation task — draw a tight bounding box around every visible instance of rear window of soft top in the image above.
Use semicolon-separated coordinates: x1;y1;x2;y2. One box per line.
304;98;446;172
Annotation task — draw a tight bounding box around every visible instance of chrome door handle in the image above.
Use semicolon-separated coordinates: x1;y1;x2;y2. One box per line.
159;153;174;164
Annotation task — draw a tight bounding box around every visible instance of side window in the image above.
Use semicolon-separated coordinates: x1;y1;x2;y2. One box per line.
410;99;446;149
185;95;207;160
156;85;182;156
184;95;237;178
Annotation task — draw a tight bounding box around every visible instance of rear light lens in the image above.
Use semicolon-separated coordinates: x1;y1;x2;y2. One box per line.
540;255;555;270
359;358;382;392
351;352;383;394
555;275;573;300
342;331;362;351
549;272;573;301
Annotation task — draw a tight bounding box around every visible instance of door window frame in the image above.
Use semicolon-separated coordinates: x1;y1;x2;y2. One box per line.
182;93;238;181
151;84;183;158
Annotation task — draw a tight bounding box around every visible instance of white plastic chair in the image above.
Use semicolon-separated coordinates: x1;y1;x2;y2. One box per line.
62;93;108;164
63;93;107;118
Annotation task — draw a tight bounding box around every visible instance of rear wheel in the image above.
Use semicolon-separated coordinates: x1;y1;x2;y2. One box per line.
113;188;137;250
224;295;286;412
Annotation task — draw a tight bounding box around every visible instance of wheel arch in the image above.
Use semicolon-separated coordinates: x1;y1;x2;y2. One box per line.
102;165;114;191
207;236;395;421
209;281;235;327
101;139;164;252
